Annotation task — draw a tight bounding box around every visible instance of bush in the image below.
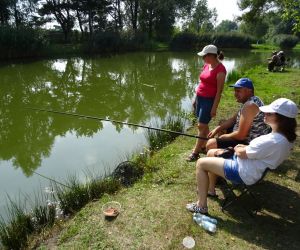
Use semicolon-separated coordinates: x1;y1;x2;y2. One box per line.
0;26;48;59
170;32;254;51
271;34;299;49
86;31;153;54
170;32;201;51
211;33;255;49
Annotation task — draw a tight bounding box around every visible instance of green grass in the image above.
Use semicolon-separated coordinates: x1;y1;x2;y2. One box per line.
251;42;300;52
32;65;300;249
251;43;280;51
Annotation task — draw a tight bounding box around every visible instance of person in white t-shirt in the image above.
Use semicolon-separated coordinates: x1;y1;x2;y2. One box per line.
186;98;298;214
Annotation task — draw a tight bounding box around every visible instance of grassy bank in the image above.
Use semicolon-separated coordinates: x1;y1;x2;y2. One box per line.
251;43;300;52
32;65;300;249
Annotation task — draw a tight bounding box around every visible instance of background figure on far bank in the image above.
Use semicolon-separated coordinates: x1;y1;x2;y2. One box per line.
268;51;286;72
187;44;227;162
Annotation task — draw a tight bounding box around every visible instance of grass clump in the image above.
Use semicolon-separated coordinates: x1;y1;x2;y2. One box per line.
146;116;186;151
226;69;243;84
0;199;34;250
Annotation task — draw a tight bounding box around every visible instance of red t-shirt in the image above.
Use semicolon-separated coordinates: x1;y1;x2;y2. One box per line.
196;63;227;98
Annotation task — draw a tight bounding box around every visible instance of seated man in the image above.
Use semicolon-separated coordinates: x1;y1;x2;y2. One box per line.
206;78;270;151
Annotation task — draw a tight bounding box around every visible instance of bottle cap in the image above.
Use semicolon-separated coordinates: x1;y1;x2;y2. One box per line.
182;236;195;249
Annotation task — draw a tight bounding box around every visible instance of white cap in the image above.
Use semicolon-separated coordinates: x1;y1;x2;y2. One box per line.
197;44;218;56
259;98;298;118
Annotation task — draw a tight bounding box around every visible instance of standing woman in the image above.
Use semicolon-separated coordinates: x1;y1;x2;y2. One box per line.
187;45;227;162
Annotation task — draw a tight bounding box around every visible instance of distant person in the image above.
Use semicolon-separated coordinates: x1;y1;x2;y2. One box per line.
206;78;270;151
268;51;286;72
187;98;298;214
277;51;286;71
187;45;227;162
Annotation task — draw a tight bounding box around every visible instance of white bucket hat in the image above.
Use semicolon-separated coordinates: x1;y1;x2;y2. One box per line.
259;98;298;118
197;45;218;56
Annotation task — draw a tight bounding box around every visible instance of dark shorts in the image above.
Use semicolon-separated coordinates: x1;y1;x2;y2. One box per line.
223;155;244;184
195;95;214;124
216;138;248;149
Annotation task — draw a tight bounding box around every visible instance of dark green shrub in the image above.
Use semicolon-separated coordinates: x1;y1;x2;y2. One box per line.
0;26;48;59
87;31;122;54
212;33;254;48
170;32;254;51
170;32;201;51
87;31;153;53
271;34;299;49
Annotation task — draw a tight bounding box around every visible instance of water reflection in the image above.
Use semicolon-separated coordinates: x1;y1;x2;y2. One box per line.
0;53;201;176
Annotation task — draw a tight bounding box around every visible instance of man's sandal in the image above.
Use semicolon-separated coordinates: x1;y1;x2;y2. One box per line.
186;152;200;162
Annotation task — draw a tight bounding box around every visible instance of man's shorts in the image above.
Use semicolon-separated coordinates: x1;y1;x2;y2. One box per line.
216;138;248;149
195;95;214;124
223;155;244;184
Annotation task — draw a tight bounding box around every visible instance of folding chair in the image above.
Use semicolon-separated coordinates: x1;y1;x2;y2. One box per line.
221;168;270;217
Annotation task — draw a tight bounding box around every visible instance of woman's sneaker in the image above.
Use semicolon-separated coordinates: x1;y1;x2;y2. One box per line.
186;202;208;214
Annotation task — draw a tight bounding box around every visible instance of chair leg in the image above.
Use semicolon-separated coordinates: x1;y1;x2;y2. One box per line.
222;185;262;217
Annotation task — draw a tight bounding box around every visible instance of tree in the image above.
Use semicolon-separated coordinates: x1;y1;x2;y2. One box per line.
216;20;238;33
281;0;300;34
110;0;123;31
124;0;140;32
0;0;39;27
239;18;269;38
0;0;10;25
187;0;217;33
238;0;300;34
39;0;75;42
139;0;195;40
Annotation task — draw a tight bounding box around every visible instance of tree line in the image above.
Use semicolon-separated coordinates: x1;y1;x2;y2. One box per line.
0;0;299;59
0;0;216;42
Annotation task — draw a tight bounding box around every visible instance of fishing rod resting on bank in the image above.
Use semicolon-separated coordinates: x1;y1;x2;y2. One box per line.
27;107;209;140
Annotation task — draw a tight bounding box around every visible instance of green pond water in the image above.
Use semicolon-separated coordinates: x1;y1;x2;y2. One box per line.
0;50;299;216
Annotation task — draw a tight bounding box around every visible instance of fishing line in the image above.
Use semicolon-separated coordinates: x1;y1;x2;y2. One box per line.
26;107;209;140
32;171;71;189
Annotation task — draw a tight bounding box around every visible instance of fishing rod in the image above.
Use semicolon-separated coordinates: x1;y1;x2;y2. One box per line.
26;107;209;140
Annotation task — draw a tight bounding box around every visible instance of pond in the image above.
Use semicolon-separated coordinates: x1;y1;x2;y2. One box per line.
0;49;299;217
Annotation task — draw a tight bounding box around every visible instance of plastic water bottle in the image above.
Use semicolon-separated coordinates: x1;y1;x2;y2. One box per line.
193;213;217;225
200;220;217;233
193;214;217;233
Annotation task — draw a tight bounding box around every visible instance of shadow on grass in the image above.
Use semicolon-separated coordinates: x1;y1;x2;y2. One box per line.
275;159;300;183
218;180;300;250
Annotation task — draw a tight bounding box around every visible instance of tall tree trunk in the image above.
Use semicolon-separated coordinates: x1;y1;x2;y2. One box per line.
76;10;84;38
88;9;93;38
13;2;20;27
133;0;138;31
127;0;139;32
148;2;154;39
117;0;122;30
